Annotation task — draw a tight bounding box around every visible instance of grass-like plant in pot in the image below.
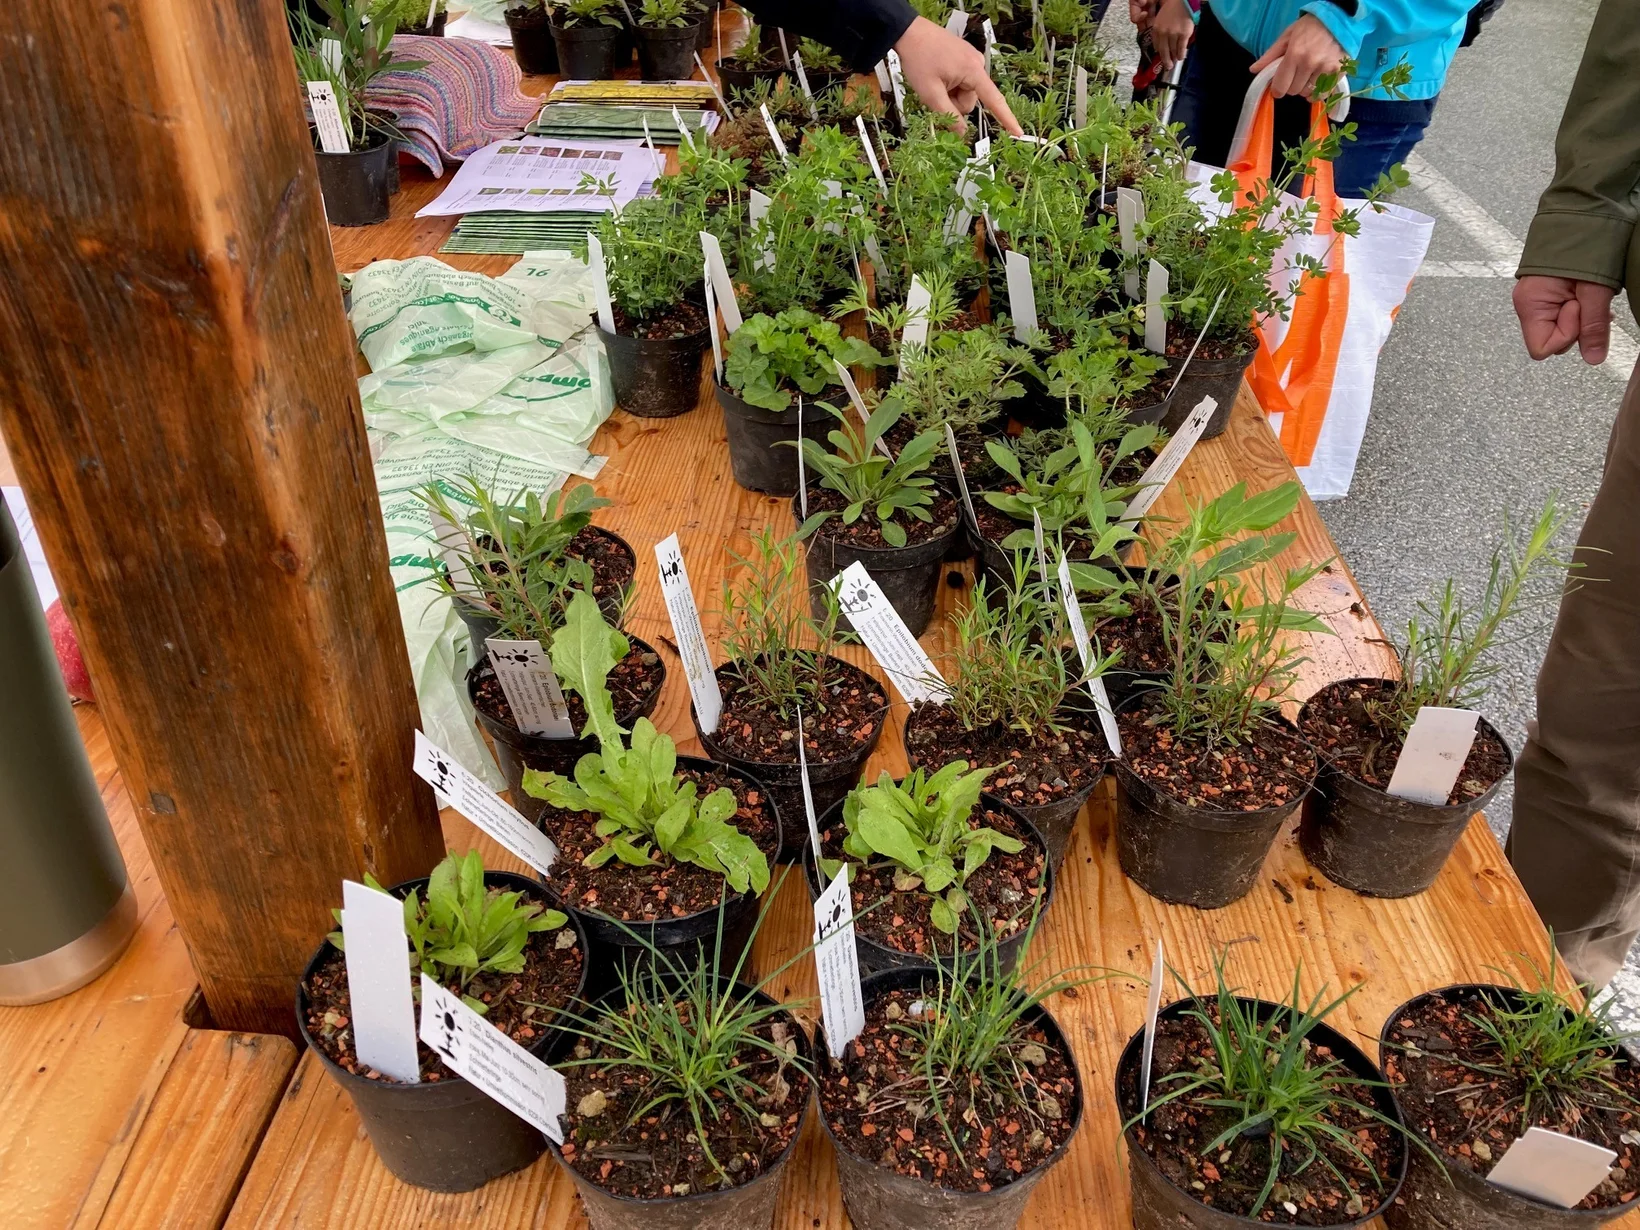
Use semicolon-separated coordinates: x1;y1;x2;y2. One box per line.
818;906;1097;1230
522;594;777;992
692;527;889;861
547;898;815;1227
1379;950;1640;1229
718;307;886;495
630;0;700;80
1112;480;1328;909
548;0;625;79
1117;950;1415;1229
803;760;1053;976
905;549;1118;870
298;850;587;1191
1297;497;1573;898
790;398;958;637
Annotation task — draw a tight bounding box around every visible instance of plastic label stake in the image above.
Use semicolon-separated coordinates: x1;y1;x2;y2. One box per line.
341;879;420;1084
812;867;866;1056
1139;940;1165;1121
946;9;969;35
833;361;892;457
420;975;567;1142
856;116;887;193
759;104;791;164
696;52;733;117
899;276;932;374
307;81;350;154
982;18;995;71
654;534;723;734
749;188;775;270
944;424;979;529
1486;1127;1617;1208
1144;260;1169;354
1387;707;1481;805
413;731;559;876
1074;66;1088;129
699;231;741;333
585;234;616;335
703;264;723;384
795;707;823;866
944;138;989;245
1122;397;1218;526
1031;509;1049;586
426;508;481;598
797;398;809;520
1004;250;1038;342
673;105;696;153
1116;187;1144;299
484;638;575;738
828;561;946;705
886;50;907;117
874;60;891;93
1056;554;1121;756
792;54;820;122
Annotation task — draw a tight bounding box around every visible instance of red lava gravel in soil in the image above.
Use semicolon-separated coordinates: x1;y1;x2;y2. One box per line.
1164;329;1253;363
304;915;584;1083
905;703;1105;808
611;300;708;341
1123;1011;1399;1223
1118;700;1318;811
558;1011;807;1200
474;640;663;734
709;658;887;766
1299;679;1510;805
803;488;958;550
538;765;778;920
1384;987;1640;1211
820;986;1077;1193
819;806;1047;957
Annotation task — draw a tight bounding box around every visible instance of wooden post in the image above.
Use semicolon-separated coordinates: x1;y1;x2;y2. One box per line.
0;0;446;1031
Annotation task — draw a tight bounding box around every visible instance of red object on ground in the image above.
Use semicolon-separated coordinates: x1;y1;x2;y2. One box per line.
46;600;94;703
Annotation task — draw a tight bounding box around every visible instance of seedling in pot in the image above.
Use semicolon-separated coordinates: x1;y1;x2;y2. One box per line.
722;308;886;411
549;0;623;27
291;0;427;153
581;194;710;337
634;0;691;26
982;419;1151;553
891;324;1030;440
791;399;942;548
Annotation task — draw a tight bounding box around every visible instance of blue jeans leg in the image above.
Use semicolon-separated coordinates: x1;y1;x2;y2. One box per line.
1331;114;1435;197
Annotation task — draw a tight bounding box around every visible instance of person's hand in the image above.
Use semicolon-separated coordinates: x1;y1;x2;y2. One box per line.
1129;0;1157;31
1514;275;1615;364
893;15;1023;136
1150;0;1193;70
1250;13;1344;99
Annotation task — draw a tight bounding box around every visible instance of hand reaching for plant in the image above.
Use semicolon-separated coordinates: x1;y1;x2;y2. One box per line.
892;16;1024;138
1148;0;1194;71
1249;13;1345;100
1513;275;1615;365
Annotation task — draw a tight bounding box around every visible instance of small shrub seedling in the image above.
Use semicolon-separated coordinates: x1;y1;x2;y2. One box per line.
723;309;886;411
983;420;1152;552
580;193;709;328
890;325;1030;436
551;0;623;27
290;0;427;151
636;0;692;27
792;400;942;547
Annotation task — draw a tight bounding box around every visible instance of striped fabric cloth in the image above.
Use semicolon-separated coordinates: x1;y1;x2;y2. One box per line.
367;35;540;177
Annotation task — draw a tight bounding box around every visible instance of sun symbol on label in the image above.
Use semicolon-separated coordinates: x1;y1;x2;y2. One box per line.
839;581;873;615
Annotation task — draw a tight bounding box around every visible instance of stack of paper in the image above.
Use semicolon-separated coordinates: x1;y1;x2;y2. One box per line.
527;103;720;145
549;79;720;107
438;181;659;254
416;137;665;218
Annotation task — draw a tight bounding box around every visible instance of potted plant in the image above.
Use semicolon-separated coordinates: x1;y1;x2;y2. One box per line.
802;761;1053;976
905;553;1116;870
521;596;777;990
502;0;560;74
1298;499;1571;897
297;850;588;1191
692;527;889;862
1118;951;1414;1228
794;36;850;94
716;22;786;94
548;901;814;1227
1112;481;1327;908
817;909;1091;1229
1380;953;1640;1229
791;399;958;638
718;308;886;495
290;0;425;228
886;326;1029;490
372;0;446;35
631;0;700;80
549;0;624;79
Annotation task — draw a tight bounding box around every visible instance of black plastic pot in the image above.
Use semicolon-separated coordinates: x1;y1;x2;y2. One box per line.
314;134;394;228
1122;384;1175;428
1299;679;1515;899
716;59;785;95
800;791;1054;978
402;8;447;34
691;658;888;864
802;68;851;96
819;966;1084;1230
296;871;589;1192
1163;340;1257;440
1118;995;1407;1230
634;22;701;79
693;0;720;51
551;20;621;78
1114;705;1316;909
718;383;836;495
599;322;707;418
450;525;636;654
548;977;812;1228
794;494;958;639
467;635;664;823
505;4;560;74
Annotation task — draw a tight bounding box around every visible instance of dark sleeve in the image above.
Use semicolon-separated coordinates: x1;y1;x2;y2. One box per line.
736;0;918;73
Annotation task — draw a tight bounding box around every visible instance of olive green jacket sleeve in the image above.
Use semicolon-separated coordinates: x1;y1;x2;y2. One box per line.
1517;0;1640;292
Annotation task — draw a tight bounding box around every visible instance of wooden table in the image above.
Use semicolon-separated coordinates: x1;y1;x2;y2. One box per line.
5;39;1626;1230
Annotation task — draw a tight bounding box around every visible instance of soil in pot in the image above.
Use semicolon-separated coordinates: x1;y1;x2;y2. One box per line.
600;301;708;419
1090;575;1229;705
903;702;1106;871
314;132;394;228
634;21;701;79
1162;330;1258;440
552;20;622;78
716;57;787;95
799;489;960;639
818;971;1082;1226
457;522;637;648
505;4;560;73
1298;678;1514;897
1383;984;1640;1227
1118;367;1177;428
695;657;888;862
1115;696;1318;908
1118;996;1407;1227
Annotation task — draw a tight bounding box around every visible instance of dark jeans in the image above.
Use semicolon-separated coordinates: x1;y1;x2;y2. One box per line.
1171;4;1436;198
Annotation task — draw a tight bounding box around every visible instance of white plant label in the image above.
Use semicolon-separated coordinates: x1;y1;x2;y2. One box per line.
341;879;421;1084
829;562;947;705
1073;66;1088;129
419;975;567;1142
857;116;887;193
945;9;969;35
759;104;791;164
413;731;559;877
1031;509;1049;586
1386;707;1481;806
307;80;350;154
654;534;722;734
1004;249;1038;342
795;707;823;866
886;50;907;116
585;234;616;336
797;398;809;520
874;60;891;93
1057;554;1121;756
673;105;696;153
1122;397;1218;526
833;360;891;458
699;231;742;333
1144;260;1169;354
945;137;989;245
899;276;932;374
812;867;866;1057
427;507;481;598
981;18;995;70
944;424;979;528
1139;939;1165;1120
704;264;723;384
1117;187;1144;300
749;188;775;271
1486;1126;1616;1208
1098;142;1109;208
792;53;820;121
484;638;575;739
696;52;733;117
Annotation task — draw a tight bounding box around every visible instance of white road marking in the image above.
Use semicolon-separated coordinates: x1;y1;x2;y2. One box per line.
1418;259;1518;278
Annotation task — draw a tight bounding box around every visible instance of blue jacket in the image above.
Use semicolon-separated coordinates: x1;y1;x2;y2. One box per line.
1205;0;1470;101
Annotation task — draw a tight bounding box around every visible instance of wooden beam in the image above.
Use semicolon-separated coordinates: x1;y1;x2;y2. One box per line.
0;0;445;1031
